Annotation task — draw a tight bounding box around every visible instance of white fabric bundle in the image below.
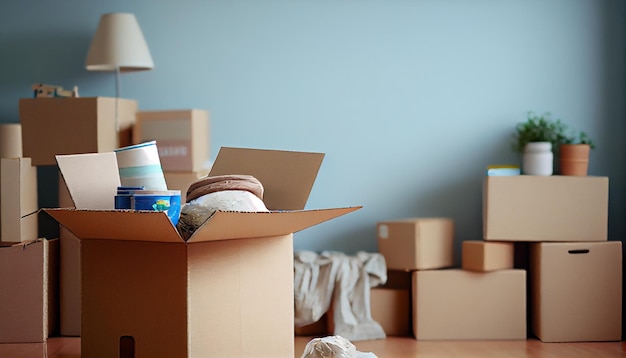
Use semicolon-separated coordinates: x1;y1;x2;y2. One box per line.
294;251;387;342
189;189;269;212
178;190;269;238
300;335;377;358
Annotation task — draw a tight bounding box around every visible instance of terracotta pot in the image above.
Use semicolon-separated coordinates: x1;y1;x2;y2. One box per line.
559;144;590;176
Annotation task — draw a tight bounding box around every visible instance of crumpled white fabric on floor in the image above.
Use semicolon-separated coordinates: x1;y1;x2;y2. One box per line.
300;335;378;358
294;251;388;341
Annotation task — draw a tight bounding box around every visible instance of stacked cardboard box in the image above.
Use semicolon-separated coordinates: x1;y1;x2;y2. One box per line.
483;175;621;342
0;122;61;345
14;100;218;339
0;97;139;342
374;175;621;342
133;109;211;202
376;218;527;340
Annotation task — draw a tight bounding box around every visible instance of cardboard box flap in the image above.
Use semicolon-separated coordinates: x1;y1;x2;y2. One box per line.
43;206;361;243
44;208;181;243
56;153;120;209
208;147;324;211
188;206;361;243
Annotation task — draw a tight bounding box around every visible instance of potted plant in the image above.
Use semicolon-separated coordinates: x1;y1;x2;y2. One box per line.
558;129;595;176
512;112;566;176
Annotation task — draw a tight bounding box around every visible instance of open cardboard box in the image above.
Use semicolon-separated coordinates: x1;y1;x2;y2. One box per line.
44;147;360;357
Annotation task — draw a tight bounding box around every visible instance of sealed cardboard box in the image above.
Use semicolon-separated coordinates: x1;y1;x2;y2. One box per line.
1;157;38;243
0;239;59;343
377;218;454;270
412;269;526;340
164;169;211;202
382;269;412;290
46;147;360;357
462;240;514;272
483;176;608;242
19;97;137;166
134;110;210;172
294;314;329;337
371;288;411;337
530;241;622;342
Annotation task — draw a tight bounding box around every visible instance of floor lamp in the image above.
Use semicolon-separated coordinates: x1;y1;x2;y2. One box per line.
85;12;154;130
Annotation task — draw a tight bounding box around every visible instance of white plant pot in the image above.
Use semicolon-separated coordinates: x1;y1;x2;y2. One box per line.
523;142;553;176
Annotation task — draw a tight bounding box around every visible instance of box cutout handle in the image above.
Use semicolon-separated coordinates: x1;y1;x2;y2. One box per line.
568;249;590;255
120;336;135;358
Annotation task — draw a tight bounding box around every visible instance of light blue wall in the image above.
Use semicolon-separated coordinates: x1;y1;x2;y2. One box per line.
1;1;624;262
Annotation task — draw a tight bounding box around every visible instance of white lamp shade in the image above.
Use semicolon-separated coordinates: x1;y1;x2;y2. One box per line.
86;13;154;72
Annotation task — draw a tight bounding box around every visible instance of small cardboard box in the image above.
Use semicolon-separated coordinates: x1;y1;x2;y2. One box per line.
412;269;526;340
483;176;608;242
377;218;454;270
462;240;514;272
530;241;622;342
0;239;59;343
45;147;360;357
1;157;38;243
19;97;137;166
134;110;210;172
164;169;211;202
371;288;411;337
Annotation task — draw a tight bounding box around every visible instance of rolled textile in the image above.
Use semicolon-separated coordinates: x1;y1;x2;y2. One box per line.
186;174;264;203
178;174;267;239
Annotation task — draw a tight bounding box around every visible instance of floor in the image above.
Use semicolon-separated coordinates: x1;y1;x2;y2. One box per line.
296;336;626;358
1;336;625;357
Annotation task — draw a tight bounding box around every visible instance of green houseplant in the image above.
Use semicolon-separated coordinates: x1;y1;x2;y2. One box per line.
512;112;567;154
512;111;595;176
512;112;566;175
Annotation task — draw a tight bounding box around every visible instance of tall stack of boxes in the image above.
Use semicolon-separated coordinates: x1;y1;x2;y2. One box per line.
1;98;216;344
483;175;621;342
0;123;60;345
376;218;527;340
374;174;621;342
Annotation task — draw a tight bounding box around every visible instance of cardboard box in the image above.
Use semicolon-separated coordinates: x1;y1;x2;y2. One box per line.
530;241;622;342
57;175;81;337
377;218;454;270
483;176;608;242
371;288;411;337
462;240;514;272
0;342;46;358
1;157;38;243
164;169;211;202
134;110;210;172
412;269;526;340
58;229;81;337
294;314;329;337
19;97;137;166
0;239;59;343
45;147;360;357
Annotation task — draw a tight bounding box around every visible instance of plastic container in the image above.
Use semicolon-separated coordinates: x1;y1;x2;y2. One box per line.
131;190;182;226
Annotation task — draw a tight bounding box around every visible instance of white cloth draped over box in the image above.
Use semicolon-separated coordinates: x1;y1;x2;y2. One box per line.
294;251;387;341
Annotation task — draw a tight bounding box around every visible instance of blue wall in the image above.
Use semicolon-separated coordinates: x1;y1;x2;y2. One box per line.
1;1;624;262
